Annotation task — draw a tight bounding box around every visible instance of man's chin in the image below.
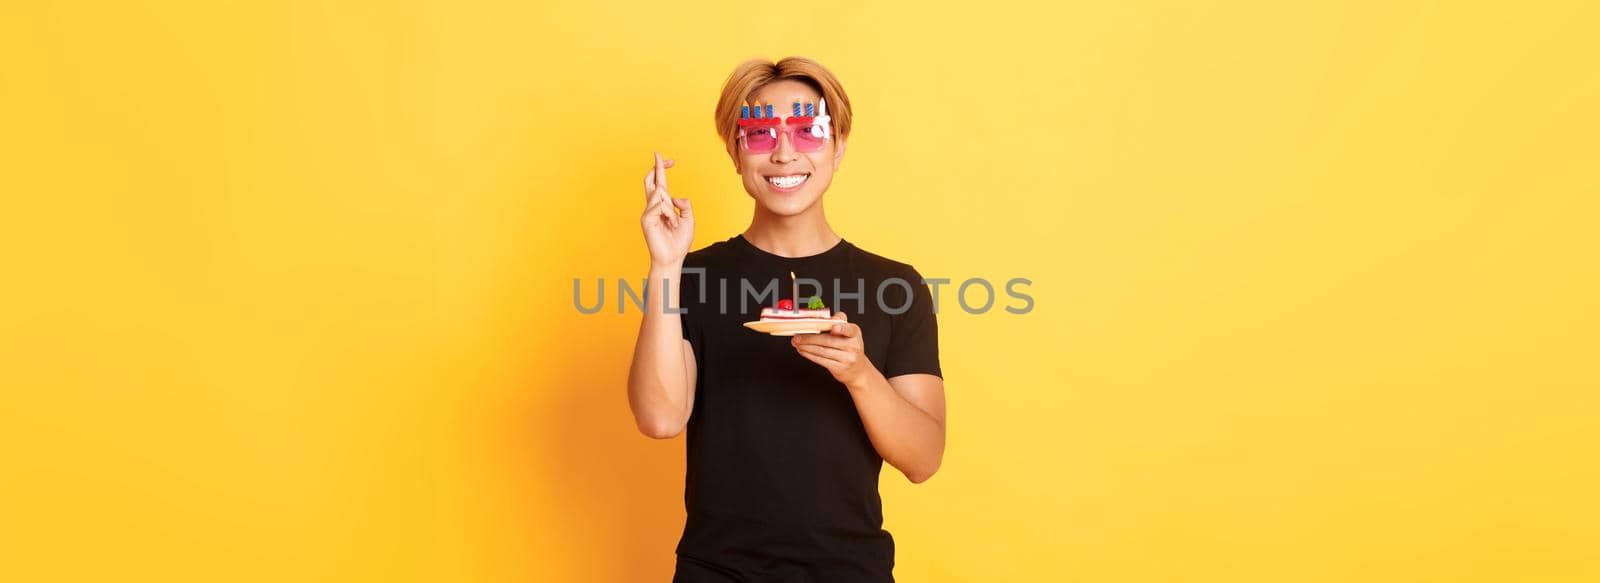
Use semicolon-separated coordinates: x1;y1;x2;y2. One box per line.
768;205;815;218
753;195;817;217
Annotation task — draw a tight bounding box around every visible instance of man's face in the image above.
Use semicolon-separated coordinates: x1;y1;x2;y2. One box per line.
737;79;845;217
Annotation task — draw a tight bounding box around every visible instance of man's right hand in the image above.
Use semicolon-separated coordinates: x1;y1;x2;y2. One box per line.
641;152;694;267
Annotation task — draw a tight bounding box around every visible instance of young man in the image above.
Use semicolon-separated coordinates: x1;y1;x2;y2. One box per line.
628;56;946;582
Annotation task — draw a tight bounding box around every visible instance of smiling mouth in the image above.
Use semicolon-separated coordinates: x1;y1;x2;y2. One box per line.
765;173;810;189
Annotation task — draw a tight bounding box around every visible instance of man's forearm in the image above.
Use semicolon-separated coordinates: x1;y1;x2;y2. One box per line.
627;263;690;437
844;370;945;483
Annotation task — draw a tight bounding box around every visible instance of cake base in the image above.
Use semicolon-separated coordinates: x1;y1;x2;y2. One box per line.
742;319;839;336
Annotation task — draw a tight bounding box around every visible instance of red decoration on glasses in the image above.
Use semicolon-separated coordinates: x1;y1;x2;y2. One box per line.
739;99;823;126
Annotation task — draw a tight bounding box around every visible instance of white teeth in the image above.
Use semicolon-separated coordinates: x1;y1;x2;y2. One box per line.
766;174;808;188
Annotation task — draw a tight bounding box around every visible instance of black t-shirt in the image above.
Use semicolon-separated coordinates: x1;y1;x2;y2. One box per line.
674;234;941;582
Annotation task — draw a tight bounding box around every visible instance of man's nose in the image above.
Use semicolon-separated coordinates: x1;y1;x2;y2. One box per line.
769;132;798;163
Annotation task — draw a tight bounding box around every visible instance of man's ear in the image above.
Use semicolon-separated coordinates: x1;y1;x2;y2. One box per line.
833;139;847;169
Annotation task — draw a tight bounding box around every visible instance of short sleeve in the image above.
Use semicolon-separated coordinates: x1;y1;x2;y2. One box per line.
884;268;942;379
678;267;698;343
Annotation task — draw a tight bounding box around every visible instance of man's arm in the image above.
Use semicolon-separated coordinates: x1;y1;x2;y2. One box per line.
626;263;698;439
791;312;946;483
627;152;697;439
845;371;946;483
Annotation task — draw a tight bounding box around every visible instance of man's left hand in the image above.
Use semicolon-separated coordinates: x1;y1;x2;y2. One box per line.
792;311;874;387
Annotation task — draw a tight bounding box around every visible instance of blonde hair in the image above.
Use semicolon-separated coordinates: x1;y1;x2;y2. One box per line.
714;56;853;166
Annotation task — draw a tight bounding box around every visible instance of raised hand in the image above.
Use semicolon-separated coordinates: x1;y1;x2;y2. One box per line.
640;152;694;268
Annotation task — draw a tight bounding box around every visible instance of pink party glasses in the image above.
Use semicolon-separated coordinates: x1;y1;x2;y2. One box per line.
738;121;831;153
737;98;833;154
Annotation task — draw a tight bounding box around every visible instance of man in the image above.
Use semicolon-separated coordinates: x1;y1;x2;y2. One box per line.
628;56;946;582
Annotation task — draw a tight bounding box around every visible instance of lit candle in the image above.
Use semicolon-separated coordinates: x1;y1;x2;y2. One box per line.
790;271;798;313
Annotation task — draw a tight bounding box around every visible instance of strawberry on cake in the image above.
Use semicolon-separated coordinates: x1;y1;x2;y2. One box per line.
760;296;831;321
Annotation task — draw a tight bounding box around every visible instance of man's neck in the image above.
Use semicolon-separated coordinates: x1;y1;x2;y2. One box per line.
743;205;841;258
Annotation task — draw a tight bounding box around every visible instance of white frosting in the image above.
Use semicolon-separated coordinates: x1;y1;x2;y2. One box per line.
760;307;831;319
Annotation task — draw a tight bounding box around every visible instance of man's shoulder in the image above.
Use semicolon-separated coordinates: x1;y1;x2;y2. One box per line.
844;241;921;280
683;237;739;269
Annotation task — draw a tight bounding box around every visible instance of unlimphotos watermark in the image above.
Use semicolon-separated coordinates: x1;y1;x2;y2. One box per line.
573;273;1033;315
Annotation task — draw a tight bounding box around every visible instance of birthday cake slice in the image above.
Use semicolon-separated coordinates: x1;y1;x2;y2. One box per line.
760;296;832;321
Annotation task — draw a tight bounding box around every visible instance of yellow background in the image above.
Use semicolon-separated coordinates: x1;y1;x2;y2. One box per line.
3;1;1597;581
